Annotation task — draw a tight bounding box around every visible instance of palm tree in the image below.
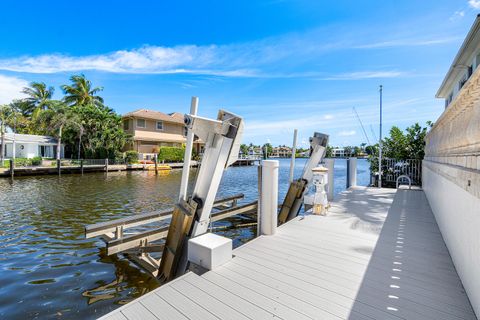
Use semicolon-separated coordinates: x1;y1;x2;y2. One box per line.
0;104;22;164
38;102;76;160
76;120;85;160
61;74;104;107
0;105;13;165
22;82;54;113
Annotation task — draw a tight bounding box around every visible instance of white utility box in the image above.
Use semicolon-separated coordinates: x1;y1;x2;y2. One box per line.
188;233;232;270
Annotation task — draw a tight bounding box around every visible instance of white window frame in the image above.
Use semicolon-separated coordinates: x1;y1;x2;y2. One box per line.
156;121;164;131
136;118;146;128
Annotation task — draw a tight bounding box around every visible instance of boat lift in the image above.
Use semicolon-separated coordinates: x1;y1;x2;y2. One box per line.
85;112;328;283
84;110;251;280
278;132;329;224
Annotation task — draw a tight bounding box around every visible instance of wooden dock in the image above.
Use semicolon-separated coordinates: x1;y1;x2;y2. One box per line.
0;161;199;177
99;187;477;320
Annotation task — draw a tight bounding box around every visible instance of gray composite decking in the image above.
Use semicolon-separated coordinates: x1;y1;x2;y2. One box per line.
100;187;477;320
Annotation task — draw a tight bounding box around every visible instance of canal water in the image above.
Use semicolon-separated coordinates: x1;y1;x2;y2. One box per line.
0;158;370;319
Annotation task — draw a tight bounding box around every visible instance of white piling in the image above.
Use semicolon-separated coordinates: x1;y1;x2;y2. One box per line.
348;157;357;188
179;97;199;202
259;160;279;236
325;158;334;201
288;129;298;183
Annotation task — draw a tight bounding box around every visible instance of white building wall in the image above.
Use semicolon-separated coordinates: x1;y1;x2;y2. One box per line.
3;143;60;159
424;61;480;316
4;143;12;158
423;164;480;315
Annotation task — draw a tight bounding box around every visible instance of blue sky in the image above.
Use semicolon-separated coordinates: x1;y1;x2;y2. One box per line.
0;1;479;147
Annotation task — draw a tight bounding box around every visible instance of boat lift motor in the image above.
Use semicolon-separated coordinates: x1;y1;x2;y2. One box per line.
158;110;244;282
278;132;329;224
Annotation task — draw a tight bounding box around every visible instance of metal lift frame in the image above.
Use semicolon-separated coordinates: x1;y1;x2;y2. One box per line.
157;110;244;282
278;132;329;224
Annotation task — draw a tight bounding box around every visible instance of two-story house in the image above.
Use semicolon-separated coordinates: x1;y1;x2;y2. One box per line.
122;109;203;159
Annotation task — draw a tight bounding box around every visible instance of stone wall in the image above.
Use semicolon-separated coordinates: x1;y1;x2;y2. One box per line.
423;66;480;316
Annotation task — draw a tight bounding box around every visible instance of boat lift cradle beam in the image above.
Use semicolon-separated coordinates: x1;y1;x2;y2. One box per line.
99;198;256;256
84;193;245;239
157;110;244;282
278;132;328;224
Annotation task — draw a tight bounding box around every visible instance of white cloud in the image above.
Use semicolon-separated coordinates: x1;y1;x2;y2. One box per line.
354;37;460;49
0;26;461;77
450;11;465;21
319;71;405;80
469;0;480;9
0;75;27;104
0;45;260;77
338;130;357;136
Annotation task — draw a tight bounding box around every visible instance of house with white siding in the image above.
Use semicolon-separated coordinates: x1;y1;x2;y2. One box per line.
1;133;63;159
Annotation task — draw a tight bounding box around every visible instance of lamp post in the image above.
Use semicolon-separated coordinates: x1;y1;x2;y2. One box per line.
378;85;383;188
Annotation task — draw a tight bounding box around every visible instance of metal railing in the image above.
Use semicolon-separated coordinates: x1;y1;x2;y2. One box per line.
383;158;422;186
238;154;262;160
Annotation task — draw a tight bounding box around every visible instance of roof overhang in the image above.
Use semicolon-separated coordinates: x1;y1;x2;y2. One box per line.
133;131;186;143
3;133;58;144
437;14;480;98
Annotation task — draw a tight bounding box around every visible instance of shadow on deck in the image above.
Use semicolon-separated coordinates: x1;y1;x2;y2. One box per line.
348;189;476;320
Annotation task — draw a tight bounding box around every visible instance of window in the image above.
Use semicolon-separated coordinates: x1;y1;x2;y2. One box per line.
123;120;129;130
459;75;467;90
136;119;146;128
140;141;158;145
38;145;54;158
156;121;163;130
446;92;454;109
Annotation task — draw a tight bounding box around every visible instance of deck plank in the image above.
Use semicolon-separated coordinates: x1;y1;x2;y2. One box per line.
120;302;158;320
170;279;250;320
101;312;128;320
184;272;274;319
140;290;189;320
155;285;220;320
202;271;312;320
99;187;477;320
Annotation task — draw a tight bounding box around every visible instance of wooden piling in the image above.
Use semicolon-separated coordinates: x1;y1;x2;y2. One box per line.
80;159;84;175
10;159;14;178
154;154;158;175
57;159;61;176
105;158;109;172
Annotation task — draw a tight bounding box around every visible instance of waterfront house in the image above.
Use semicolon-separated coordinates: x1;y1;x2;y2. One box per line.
424;14;480;316
270;146;292;158
1;133;63;159
122;109;203;159
332;147;346;158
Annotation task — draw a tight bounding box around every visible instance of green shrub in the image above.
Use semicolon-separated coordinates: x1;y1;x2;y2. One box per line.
114;151;124;163
31;156;42;166
125;150;139;164
14;158;30;167
158;146;185;163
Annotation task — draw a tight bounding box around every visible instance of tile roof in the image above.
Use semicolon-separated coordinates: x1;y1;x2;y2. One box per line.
123;109;185;124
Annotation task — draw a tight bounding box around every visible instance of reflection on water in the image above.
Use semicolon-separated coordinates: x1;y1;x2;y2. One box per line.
0;158;369;319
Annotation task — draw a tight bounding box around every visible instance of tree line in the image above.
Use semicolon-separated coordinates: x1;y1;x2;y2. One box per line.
238;122;431;162
0;75;127;162
367;122;432;174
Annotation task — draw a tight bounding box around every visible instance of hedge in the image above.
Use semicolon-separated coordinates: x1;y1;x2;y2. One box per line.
158;146;185;163
12;157;42;167
125;150;139;164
